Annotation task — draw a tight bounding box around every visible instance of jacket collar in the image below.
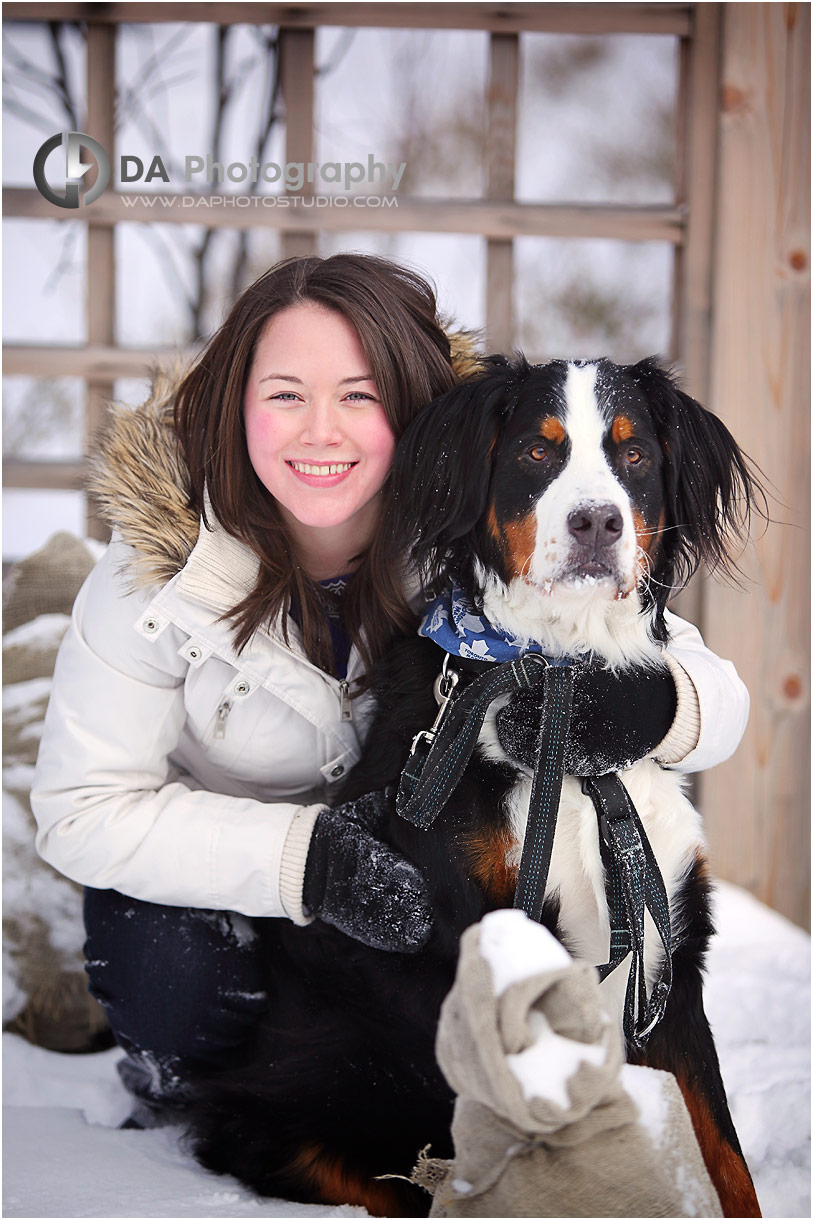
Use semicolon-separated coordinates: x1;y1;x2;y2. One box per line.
176;493;261;617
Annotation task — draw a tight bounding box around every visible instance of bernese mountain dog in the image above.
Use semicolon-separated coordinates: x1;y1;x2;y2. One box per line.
185;356;763;1218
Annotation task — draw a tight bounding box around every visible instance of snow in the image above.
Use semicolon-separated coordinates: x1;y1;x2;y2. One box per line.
2;677;53;717
619;1063;669;1147
479;910;612;1110
2;613;71;650
479;905;572;994
507;1009;607;1108
3;1106;365;1220
2;881;808;1219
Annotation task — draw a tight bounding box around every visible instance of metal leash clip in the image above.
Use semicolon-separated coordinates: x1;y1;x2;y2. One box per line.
408;653;460;756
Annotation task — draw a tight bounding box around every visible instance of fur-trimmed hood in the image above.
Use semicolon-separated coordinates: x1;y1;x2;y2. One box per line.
88;331;485;590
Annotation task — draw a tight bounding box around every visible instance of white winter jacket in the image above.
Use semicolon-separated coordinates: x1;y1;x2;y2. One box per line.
30;383;749;926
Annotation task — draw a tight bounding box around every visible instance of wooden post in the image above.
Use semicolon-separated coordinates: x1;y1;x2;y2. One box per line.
86;22;115;541
668;4;722;632
671;3;722;395
485;33;519;351
702;3;810;928
279;27;316;259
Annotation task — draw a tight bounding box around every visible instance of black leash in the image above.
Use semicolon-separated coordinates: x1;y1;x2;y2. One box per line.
396;652;673;1047
583;774;673;1048
397;651;553;830
511;665;575;922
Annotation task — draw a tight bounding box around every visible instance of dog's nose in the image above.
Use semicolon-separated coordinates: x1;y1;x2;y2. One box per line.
567;503;623;550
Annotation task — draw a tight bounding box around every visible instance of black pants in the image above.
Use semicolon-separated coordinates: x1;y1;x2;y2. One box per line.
83;887;269;1108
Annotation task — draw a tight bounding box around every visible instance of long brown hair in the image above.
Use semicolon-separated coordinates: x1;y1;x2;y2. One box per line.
174;253;460;678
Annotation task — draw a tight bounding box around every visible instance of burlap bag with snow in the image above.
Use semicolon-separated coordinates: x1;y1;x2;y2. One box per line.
425;909;721;1217
3;531;109;1051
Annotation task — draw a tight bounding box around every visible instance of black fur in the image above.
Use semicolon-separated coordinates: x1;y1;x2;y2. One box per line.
626;357;766;600
629;857;746;1158
186;637;558;1216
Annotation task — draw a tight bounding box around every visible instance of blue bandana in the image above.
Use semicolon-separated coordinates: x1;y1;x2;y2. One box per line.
419;584;569;664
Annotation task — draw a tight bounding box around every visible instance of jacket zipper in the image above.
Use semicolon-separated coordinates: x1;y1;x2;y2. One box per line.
338;681;353;722
213;698;233;739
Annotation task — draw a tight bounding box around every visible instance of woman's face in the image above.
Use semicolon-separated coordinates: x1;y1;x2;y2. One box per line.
244;303;396;572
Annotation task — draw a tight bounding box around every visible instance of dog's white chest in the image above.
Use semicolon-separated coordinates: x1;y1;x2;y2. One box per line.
500;757;704;1026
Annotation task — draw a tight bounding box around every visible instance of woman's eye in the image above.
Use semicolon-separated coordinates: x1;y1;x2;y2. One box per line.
528;445;548;462
268;391;301;403
344;391;376;404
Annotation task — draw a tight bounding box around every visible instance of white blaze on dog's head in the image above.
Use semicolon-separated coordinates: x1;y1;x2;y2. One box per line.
528;362;638;597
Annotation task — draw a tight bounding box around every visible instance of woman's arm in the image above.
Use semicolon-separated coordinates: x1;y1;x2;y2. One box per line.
30;542;321;922
655;609;750;773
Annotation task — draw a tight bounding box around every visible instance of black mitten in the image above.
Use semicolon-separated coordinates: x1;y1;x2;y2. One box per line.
303;791;433;953
496;661;678;777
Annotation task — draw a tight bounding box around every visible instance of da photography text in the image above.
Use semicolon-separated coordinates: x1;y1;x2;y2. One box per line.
33;131;406;209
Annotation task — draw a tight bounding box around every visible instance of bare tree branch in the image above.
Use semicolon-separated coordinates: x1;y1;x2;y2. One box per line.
189;24;232;338
131;224;197;322
42;224;82;295
2;95;61;134
48;21;79;129
231;30;282;298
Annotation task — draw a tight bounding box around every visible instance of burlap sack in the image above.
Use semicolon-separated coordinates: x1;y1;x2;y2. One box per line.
425;910;721;1218
3;532;110;1052
3;530;96;633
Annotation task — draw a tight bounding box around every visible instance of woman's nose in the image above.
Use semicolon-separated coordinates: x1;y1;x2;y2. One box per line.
299;400;343;445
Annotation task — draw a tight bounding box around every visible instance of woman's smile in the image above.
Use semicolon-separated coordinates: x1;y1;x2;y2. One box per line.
285;459;359;485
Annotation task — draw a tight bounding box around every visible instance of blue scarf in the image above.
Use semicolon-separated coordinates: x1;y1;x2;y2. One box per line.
419;584;570;665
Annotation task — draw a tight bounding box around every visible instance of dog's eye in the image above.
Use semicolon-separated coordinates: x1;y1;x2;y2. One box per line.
528;445;548;462
625;447;644;465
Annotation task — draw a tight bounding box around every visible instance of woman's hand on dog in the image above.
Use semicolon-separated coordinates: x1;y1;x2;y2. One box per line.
303;791;433;953
496;661;678;777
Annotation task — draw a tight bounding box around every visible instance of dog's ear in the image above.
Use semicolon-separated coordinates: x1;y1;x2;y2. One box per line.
627;358;766;595
390;356;521;584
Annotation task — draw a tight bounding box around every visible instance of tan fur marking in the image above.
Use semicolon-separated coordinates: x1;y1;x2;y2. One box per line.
676;1082;761;1217
629;857;760;1217
540;415;566;444
286;1142;415;1217
612;414;636;444
633;510;665;576
486;501;501;542
463;824;519;905
503;513;538;580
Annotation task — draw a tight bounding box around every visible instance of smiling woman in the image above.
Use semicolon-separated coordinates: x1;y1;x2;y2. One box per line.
174;254;465;667
243;303;396;581
29;251;469;1132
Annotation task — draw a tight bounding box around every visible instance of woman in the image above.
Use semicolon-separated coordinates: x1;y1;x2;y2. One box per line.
31;252;748;1123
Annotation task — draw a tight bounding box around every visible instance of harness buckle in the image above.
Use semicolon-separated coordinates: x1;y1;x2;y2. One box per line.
433;653;460;705
408;655;460;757
511;651;549;689
408;729;435;758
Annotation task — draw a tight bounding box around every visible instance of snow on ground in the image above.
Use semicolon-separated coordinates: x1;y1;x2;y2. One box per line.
3;881;809;1219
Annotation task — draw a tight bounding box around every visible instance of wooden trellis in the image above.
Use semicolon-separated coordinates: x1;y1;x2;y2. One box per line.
4;2;717;496
2;2;809;928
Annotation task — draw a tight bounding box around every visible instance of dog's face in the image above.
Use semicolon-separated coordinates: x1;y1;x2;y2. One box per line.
486;361;666;601
394;353;757;652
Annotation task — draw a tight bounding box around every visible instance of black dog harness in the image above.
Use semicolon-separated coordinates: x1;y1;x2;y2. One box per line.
396;652;672;1048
